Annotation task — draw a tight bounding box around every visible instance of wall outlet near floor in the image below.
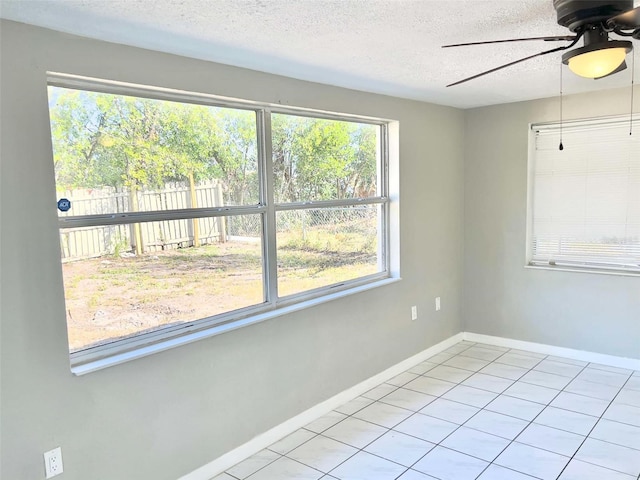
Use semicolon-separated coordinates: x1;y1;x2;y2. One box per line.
411;305;418;321
435;297;441;311
44;447;64;478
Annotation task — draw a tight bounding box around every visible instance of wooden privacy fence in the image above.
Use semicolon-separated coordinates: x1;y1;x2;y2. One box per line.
58;180;226;261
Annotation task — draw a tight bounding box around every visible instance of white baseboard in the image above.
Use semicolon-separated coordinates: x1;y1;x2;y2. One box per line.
463;332;640;371
181;331;639;479
178;332;464;480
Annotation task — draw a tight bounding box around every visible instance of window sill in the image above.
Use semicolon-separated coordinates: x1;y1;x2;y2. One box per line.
525;264;640;278
70;277;401;376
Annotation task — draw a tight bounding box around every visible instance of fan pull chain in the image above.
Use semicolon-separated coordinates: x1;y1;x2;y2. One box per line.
559;61;564;151
630;50;635;136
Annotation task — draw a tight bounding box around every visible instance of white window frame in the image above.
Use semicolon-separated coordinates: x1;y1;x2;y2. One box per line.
526;114;640;276
48;73;396;373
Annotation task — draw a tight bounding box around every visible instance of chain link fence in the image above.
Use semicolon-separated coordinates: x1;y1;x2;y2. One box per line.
226;206;378;240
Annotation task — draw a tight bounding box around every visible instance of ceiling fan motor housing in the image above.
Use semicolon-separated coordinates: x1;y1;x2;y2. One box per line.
553;0;633;31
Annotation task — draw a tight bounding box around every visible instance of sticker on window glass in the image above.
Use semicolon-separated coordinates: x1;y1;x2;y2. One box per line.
57;198;71;212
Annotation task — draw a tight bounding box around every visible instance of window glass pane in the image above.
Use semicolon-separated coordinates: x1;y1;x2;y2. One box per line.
271;113;380;203
60;215;264;352
48;87;258;217
276;205;382;297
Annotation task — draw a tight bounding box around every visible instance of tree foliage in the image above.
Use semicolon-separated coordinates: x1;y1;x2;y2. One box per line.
48;87;378;205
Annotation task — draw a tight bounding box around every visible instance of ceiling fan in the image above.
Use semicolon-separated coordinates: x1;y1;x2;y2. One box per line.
445;0;640;86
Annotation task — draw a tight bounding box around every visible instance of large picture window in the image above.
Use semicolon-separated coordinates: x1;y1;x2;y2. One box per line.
527;115;639;274
47;75;391;367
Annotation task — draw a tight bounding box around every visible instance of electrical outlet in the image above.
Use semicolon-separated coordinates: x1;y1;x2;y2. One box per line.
411;305;418;320
435;297;441;311
44;447;63;478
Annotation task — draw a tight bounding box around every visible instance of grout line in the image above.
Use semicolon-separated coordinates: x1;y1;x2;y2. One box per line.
223;342;638;480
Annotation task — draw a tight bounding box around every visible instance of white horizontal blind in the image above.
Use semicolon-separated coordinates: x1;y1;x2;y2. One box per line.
530;115;639;273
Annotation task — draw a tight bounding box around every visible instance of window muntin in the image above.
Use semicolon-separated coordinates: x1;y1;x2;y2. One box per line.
528;115;640;274
47;78;391;363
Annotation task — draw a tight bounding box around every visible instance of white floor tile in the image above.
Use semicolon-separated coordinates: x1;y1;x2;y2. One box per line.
441;385;498;408
477;464;538;479
576;368;630;388
424;365;473;383
353;401;413;428
462;373;514;393
588;364;634;375
441;426;509;461
603;403;640;427
520;370;571;390
329;451;406;480
545;355;587;367
269;429;316;454
533;359;583;378
393;413;458;443
590;419;640;451
212;474;237;480
363;384;397;401
508;349;546;359
559;459;636;480
550;391;610;416
495;442;569;480
443;344;472;355
403;376;457;396
495;353;541;369
503;381;559;404
474;343;510;352
323;417;387;449
408;361;438;375
426;352;455;364
386;372;419;387
246;456;322;480
464;410;529;440
412;446;488;480
419;398;479;424
378;388;437;412
533;406;598;435
485;395;545;421
364;430;435;467
443;355;490;372
227;449;281;479
458;346;505;361
515;423;584;456
335;397;374;415
306;411;348;434
288;435;358;473
613;388;640;408
575;438;640;477
564;378;620;401
625;376;640;391
479;362;529;381
396;470;438;480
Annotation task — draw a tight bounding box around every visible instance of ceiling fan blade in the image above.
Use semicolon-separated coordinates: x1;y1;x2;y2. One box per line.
595;61;627;79
442;36;576;48
446;33;583;87
446;46;568;87
607;6;640;29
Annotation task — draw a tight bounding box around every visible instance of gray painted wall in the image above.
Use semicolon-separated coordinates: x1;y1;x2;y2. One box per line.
0;21;464;479
463;87;640;360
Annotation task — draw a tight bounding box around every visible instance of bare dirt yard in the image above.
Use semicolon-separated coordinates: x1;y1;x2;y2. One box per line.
63;237;376;352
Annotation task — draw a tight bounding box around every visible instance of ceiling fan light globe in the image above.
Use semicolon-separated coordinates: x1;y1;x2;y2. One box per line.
567;47;627;78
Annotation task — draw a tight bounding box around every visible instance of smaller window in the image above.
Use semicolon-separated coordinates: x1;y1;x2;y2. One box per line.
527;115;640;274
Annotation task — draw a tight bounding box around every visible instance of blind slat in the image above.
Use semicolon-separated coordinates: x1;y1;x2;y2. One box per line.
529;116;640;272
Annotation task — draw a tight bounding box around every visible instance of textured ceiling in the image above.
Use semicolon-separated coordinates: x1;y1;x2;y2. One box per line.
1;0;638;108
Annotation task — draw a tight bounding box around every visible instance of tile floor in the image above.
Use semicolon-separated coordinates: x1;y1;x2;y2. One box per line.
214;341;640;480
